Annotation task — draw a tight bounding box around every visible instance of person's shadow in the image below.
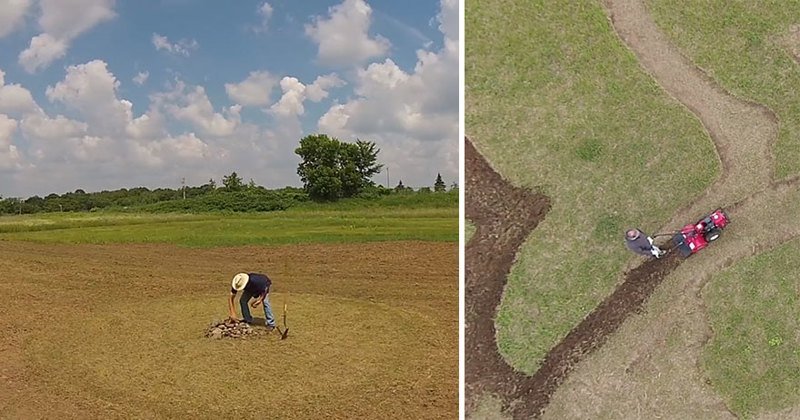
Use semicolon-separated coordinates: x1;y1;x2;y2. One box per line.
246;317;268;327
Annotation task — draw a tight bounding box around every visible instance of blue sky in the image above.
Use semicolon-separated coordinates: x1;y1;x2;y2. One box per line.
0;0;458;197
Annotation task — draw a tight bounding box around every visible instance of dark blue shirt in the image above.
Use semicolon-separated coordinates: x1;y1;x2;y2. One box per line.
625;229;653;256
231;273;271;296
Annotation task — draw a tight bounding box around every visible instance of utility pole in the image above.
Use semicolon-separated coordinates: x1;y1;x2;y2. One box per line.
181;177;186;200
386;167;390;188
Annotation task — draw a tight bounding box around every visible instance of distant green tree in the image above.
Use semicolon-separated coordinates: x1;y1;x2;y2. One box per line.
434;173;446;192
418;187;432;194
200;179;216;194
395;180;412;193
295;134;383;201
222;172;244;191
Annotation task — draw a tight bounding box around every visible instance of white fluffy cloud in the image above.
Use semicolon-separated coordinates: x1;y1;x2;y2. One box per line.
165;82;240;137
317;0;458;187
18;0;115;72
133;71;149;85
259;2;273;19
225;71;278;107
270;74;345;117
128;132;213;167
0;0;32;38
305;0;390;67
0;114;22;170
45;60;134;136
152;33;198;57
270;77;306;117
38;0;115;39
252;2;273;33
20;114;87;140
18;34;69;73
306;73;345;102
438;0;458;42
15;61;223;177
0;70;41;116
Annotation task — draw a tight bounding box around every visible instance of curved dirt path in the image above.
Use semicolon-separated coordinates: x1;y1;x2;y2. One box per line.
603;0;777;221
467;0;799;418
464;137;551;403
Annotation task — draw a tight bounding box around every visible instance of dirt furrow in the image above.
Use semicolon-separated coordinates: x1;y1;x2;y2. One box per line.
465;137;551;403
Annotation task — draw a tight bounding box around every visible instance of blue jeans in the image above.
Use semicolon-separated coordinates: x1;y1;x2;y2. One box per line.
240;290;275;327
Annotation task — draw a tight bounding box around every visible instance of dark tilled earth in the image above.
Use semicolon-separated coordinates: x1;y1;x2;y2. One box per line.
205;319;273;339
465;137;683;419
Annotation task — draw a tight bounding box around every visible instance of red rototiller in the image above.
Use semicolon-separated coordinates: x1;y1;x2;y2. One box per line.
654;208;730;257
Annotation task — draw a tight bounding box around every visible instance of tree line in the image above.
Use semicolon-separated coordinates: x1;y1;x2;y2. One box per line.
0;134;456;215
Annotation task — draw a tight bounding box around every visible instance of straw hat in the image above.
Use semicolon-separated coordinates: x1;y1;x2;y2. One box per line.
231;273;249;291
625;229;640;240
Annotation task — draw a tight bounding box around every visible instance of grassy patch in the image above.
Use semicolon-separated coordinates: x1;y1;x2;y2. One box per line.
466;219;476;243
0;208;457;247
470;394;510;420
649;0;800;179
574;138;604;162
703;239;800;418
467;0;717;371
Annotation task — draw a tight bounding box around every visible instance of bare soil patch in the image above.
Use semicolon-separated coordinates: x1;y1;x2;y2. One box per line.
0;240;457;419
465;137;551;403
781;24;800;64
204;319;273;339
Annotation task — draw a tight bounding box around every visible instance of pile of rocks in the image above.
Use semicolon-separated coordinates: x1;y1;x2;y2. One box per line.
205;319;271;339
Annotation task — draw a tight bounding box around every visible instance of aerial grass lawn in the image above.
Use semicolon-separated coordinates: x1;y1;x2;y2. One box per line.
467;0;717;372
649;0;800;179
703;239;800;419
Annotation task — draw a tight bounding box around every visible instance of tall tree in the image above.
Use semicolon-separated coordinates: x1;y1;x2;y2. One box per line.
395;180;407;193
222;172;244;191
295;134;383;201
434;173;446;192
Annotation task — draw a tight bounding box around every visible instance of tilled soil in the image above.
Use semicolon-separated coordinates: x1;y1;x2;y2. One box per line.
465;137;683;419
205;319;273;339
0;240;457;419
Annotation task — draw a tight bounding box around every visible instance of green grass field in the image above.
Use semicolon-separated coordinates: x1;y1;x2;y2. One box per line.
649;0;800;179
703;239;800;418
0;207;457;246
466;0;717;372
